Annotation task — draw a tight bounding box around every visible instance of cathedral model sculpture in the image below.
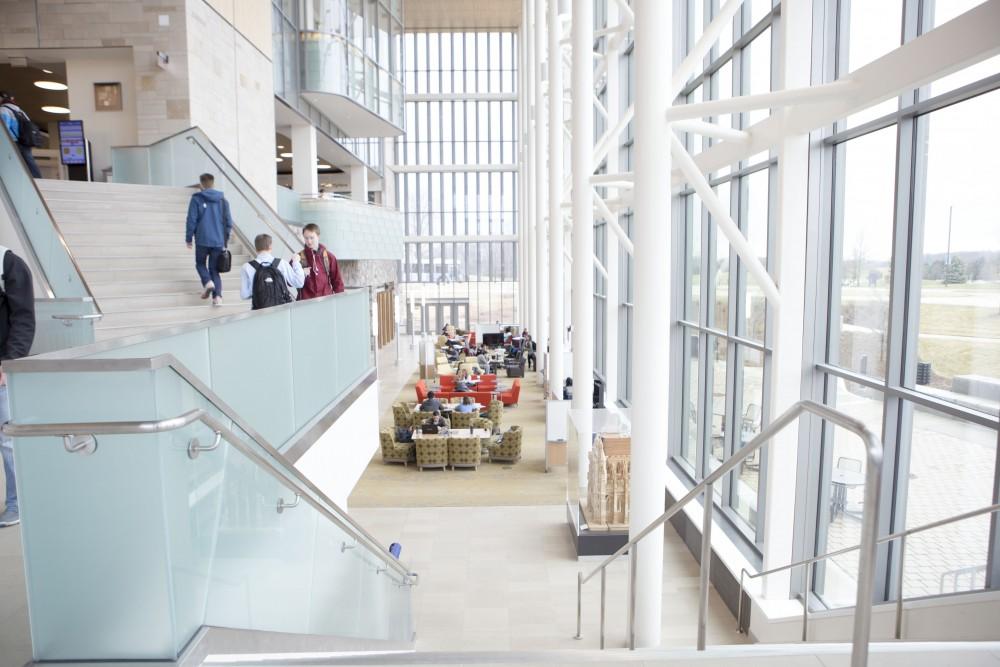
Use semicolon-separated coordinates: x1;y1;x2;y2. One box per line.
583;434;631;530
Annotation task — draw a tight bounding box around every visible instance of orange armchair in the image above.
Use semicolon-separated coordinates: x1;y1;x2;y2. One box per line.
498;379;521;407
415;379;429;403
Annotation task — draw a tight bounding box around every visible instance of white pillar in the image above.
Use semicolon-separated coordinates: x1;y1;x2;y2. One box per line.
382;138;397;209
534;0;549;378
547;0;564;397
762;0;813;598
291;124;318;196
630;0;671;648
526;0;537;334
602;0;622;404
350;164;369;202
571;0;594;488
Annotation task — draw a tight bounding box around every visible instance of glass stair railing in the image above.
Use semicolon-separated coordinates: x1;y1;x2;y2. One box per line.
3;291;405;662
0;125;101;351
111;127;303;258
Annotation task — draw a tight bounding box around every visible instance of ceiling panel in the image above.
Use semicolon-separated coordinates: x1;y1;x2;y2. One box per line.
404;0;521;30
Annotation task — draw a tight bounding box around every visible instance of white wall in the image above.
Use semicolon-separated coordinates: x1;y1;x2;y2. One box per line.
185;0;277;206
65;54;139;181
294;382;380;508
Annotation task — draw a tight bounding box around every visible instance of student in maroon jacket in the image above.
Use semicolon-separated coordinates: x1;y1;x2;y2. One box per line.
296;223;345;300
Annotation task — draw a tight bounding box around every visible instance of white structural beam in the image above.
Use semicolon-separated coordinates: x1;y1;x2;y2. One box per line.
593;254;608;279
671;0;744;96
534;0;550;373
526;0;537;335
571;0;594;492
591;172;634;187
405;92;519;102
593;94;609;120
291;124;318;195
761;0;813;603
394;163;518;173
548;0;566;399
670;133;781;305
665;79;854;121
592;104;633;171
629;0;672;650
672;119;751;143
684;0;1000;183
593;190;635;255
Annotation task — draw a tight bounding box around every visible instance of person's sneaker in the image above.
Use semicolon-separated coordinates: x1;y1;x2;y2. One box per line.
0;508;19;528
201;282;215;299
212;296;223;307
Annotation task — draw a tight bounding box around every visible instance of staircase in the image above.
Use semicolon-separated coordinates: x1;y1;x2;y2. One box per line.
37;179;254;341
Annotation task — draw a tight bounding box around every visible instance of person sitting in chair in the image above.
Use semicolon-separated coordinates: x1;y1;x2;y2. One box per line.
455;396;477;414
454;370;473;392
422;410;449;433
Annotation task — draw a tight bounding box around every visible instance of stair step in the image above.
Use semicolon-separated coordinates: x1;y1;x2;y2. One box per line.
90;279;214;297
56;221;192;234
69;244;249;258
37;181;194;200
76;254;251;271
99;292;242;311
45;200;191;215
83;266;244;283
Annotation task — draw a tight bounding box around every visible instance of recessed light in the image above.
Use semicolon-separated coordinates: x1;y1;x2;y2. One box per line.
42;69;54;74
41;105;70;114
275;157;283;162
35;80;68;91
277;144;285;149
317;164;331;169
280;152;293;158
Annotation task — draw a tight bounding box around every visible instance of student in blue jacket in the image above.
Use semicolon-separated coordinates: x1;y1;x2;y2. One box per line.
185;173;233;306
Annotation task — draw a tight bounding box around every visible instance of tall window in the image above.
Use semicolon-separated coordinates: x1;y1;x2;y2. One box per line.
398;32;519;330
810;0;1000;610
670;0;778;549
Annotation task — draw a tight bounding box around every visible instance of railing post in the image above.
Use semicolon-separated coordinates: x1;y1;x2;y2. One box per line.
895;535;906;640
697;482;714;651
575;571;583;640
737;569;746;632
803;561;812;642
628;542;637;650
600;567;607;649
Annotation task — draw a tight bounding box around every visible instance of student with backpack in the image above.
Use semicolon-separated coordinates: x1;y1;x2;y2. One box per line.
0;91;43;178
240;233;305;310
296;223;345;299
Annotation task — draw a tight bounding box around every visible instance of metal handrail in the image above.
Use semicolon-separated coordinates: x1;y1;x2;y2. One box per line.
182;132;303;255
3;408;417;585
575;399;883;667
739;502;1000;642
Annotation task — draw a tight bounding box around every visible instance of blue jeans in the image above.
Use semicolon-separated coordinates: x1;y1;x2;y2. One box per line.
18;144;41;179
195;245;223;297
0;385;15;514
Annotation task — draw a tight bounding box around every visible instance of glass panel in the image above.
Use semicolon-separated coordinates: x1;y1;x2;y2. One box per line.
913;90;1000;409
687;193;703;321
732;344;764;529
682;330;700;469
743;168;768;341
746;28;771;128
710;181;732;329
707;335;729;476
842;0;902;127
901;405;996;598
814;380;884;609
830;127;896;379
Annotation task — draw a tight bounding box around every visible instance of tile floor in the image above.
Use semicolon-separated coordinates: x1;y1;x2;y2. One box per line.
352;505;747;652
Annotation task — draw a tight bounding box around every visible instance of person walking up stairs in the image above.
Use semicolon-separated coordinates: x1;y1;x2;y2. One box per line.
185;173;233;307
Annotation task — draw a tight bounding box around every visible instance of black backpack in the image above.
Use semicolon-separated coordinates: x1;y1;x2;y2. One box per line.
249;259;293;310
2;104;42;148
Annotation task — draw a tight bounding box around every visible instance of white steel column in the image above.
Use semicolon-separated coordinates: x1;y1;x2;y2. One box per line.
629;0;671;648
602;0;622;404
526;0;537;334
571;0;594;487
534;0;549;377
547;0;564;396
291;124;318;196
762;0;813;598
519;9;528;325
350;164;369;202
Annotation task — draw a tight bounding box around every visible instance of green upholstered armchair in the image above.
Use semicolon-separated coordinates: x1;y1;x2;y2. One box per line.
392;403;412;429
447;436;482;469
488;425;522;464
379;429;415;466
485;399;503;432
449;411;473;429
415;436;449;470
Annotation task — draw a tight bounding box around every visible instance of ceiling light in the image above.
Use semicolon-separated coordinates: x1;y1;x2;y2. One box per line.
41;105;70;114
280;152;293;158
275;157;283;162
317;164;331;169
34;80;68;91
42;69;54;74
277;144;285;149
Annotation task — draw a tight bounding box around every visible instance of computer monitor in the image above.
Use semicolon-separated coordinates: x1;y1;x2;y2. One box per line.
482;332;504;347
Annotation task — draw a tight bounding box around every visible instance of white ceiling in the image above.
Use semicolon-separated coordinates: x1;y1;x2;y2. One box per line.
404;0;521;30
